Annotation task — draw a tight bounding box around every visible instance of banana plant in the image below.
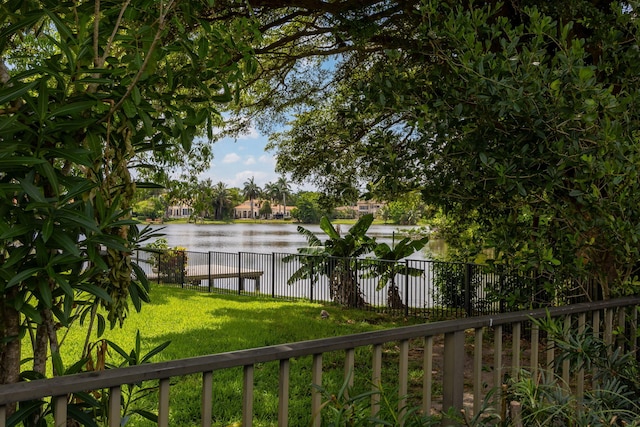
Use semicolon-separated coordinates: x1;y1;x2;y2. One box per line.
370;236;429;309
285;214;378;308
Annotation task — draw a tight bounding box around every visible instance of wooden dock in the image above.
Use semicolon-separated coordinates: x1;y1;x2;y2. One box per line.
146;264;264;291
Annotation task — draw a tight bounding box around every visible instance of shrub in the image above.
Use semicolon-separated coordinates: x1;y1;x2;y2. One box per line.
433;261;479;312
146;238;188;283
507;313;640;426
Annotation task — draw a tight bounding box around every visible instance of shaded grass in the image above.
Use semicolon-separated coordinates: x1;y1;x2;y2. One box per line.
58;285;425;426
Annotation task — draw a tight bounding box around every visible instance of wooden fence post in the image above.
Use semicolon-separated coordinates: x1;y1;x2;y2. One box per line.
442;330;465;421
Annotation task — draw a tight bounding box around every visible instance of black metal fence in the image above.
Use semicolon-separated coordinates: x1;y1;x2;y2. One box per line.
134;249;559;318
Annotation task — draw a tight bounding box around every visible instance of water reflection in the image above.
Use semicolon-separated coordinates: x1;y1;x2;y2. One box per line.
142;223;439;260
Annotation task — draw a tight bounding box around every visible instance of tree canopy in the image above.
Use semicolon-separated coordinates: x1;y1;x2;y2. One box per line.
3;0;640;404
222;0;640;299
0;0;256;395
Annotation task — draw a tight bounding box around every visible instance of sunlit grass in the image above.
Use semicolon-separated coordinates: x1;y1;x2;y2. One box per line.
56;285;424;426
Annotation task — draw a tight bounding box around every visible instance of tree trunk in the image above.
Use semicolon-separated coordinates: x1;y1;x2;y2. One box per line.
44;308;60;374
0;287;22;416
387;285;405;309
33;320;48;376
331;269;367;308
282;194;286;217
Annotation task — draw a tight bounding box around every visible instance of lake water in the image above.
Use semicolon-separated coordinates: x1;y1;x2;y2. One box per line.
141;223;441;260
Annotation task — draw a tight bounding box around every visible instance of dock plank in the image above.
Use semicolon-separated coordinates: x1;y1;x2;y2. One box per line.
146;264;264;290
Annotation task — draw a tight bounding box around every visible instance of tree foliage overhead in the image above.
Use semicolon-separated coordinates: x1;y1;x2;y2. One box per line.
223;0;640;299
0;0;255;394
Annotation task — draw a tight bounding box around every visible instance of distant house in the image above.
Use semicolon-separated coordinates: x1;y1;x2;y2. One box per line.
166;204;193;219
336;200;386;218
356;200;385;216
234;200;294;219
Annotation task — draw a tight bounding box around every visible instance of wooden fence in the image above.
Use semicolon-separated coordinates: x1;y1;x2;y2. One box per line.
0;297;638;426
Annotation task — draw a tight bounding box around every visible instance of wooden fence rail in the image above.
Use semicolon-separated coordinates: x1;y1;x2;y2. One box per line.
0;297;638;426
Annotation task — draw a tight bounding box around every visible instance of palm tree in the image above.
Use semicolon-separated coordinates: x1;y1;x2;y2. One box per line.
276;176;291;217
212;181;229;220
263;182;279;205
242;176;261;219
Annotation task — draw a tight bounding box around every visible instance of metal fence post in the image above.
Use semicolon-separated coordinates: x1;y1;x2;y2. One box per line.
271;253;276;298
238;252;243;294
208;252;212;292
404;260;409;317
310;256;314;303
354;258;358;308
158;250;163;285
499;266;506;313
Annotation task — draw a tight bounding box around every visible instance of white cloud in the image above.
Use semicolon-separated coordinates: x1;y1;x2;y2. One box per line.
244;156;256;165
258;154;276;165
237;126;260;140
223;153;241;163
229;170;273;188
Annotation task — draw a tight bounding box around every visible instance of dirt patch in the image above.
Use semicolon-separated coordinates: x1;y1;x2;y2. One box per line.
405;329;536;417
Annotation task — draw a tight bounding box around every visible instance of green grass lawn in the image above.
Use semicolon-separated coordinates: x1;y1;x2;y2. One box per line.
59;285;425;426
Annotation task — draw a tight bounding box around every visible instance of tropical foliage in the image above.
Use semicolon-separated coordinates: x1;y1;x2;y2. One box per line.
0;0;256;401
286;214;426;308
242;176;261;219
224;0;640;300
508;313;640;426
371;236;429;308
287;215;377;307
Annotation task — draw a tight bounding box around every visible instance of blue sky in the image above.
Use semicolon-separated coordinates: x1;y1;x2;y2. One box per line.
198;127;313;192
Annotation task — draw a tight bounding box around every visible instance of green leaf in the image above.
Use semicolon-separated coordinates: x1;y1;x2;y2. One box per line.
130;409;158;423
56;208;100;233
0;11;44;41
1;246;30;269
35;161;60;197
0;156;45;166
50;232;81;257
134;182;165;189
140;340;171;364
67;400;101;427
479;152;488;165
211;81;232;103
46;148;92;167
43;9;75;41
19;304;42;323
319;216;340;240
37;280;53;308
48;101;97;119
97;314;106;337
123;99;137;118
76;283;112;303
132;86;142;105
7;267;42;288
37;78;49;121
347;214;374;239
106;339;133;363
0;224;32;240
0;80;39;105
51;351;65;376
4;400;44;426
59;179;96;204
53;273;74;297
